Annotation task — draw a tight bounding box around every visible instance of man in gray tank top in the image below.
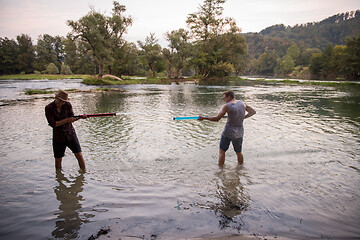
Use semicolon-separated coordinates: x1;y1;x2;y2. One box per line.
198;91;256;166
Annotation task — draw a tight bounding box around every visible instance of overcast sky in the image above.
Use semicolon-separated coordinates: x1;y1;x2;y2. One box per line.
0;0;359;47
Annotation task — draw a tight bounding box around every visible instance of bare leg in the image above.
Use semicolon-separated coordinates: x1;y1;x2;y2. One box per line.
236;152;244;164
218;149;226;166
74;152;86;170
55;158;62;170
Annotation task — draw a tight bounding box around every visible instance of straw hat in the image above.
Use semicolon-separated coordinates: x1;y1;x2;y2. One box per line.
55;90;69;102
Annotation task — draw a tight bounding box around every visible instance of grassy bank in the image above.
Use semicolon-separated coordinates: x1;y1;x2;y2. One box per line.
0;74;168;84
0;74;89;80
239;77;360;86
24;88;123;95
81;75;190;85
24;90;54;95
1;74;358;87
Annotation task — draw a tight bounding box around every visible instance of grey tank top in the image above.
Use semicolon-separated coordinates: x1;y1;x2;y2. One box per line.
222;100;245;139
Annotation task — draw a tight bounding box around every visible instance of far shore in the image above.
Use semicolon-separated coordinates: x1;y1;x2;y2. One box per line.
0;74;90;80
24;88;124;96
1;74;359;87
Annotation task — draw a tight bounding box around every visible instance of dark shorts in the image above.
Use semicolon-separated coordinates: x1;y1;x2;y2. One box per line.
219;135;243;153
53;136;82;158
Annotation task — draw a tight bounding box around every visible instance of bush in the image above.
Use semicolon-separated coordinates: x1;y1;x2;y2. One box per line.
60;64;72;75
210;62;234;78
25;89;53;95
82;76;107;85
46;63;59;74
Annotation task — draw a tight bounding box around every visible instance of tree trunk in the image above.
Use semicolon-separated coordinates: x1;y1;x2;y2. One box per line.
107;65;112;75
168;63;172;78
175;66;182;78
149;63;155;77
98;62;104;77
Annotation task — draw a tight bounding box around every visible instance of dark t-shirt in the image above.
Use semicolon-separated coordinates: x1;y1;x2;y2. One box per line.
45;101;77;142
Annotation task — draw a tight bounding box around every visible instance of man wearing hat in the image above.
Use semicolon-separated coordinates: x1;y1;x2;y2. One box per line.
45;90;87;170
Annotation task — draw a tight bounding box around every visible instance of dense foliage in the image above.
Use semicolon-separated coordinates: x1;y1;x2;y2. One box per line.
0;1;359;80
243;10;360;79
259;10;360;50
67;1;133;77
186;0;247;78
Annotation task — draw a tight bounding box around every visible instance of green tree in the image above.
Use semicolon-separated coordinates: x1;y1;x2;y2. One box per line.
63;36;97;74
220;32;248;75
138;33;164;77
332;45;347;77
164;28;193;78
112;41;144;76
67;1;132;76
16;34;36;73
186;0;238;42
186;0;244;78
277;55;295;74
309;52;323;77
244;33;293;59
0;37;20;74
60;64;72;75
255;52;278;74
321;45;336;79
63;36;78;72
46;63;59;74
343;34;360;79
35;34;63;71
298;48;321;66
286;44;300;63
162;48;174;78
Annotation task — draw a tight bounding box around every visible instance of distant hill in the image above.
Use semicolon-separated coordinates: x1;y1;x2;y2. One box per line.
243;10;360;58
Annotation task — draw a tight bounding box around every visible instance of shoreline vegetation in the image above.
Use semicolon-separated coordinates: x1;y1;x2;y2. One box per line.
24;88;124;96
0;74;359;93
1;1;359;86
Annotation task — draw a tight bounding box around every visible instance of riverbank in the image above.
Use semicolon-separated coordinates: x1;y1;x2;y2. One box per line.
1;74;359;87
0;74;197;85
0;74;90;80
82;75;198;85
24;87;123;95
242;76;360;86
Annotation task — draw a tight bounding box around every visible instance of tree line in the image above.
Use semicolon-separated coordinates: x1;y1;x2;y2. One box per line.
259;10;360;50
0;0;247;79
243;10;360;80
244;34;360;80
0;0;359;80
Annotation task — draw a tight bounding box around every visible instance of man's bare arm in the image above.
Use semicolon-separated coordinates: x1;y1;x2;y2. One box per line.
245;104;256;119
199;104;228;122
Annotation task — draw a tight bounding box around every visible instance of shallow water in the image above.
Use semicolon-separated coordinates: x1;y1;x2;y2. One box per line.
0;79;359;239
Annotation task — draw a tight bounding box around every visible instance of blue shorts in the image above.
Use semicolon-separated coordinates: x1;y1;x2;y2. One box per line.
53;136;82;158
219;135;243;153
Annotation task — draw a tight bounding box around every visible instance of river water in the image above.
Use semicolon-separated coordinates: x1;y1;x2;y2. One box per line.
0;79;359;239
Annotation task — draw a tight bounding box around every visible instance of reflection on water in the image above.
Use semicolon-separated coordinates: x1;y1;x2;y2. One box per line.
52;171;89;239
0;80;359;239
0;78;95;103
212;166;250;230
